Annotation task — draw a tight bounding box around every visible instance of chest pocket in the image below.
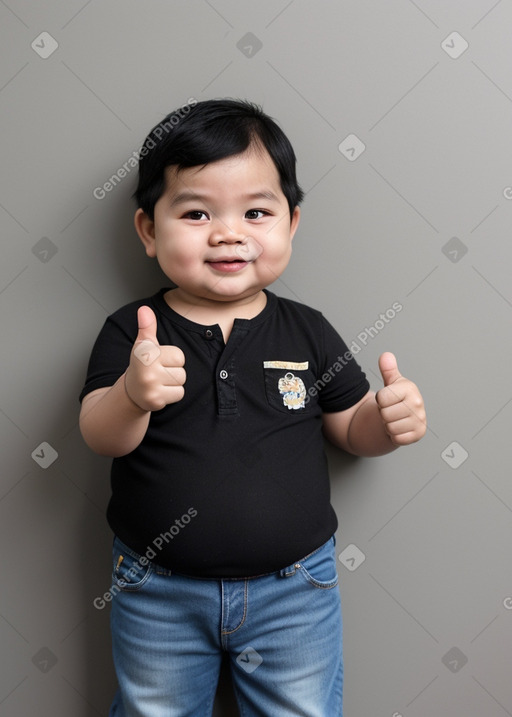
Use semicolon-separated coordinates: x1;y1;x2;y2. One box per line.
263;361;315;414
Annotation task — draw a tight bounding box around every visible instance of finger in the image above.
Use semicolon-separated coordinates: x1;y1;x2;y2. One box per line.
375;382;407;409
165;385;185;404
161;366;186;388
133;307;161;366
159;345;186;368
160;385;186;404
387;430;423;446
383;416;417;438
140;384;185;412
136;306;159;344
378;352;402;387
378;402;411;424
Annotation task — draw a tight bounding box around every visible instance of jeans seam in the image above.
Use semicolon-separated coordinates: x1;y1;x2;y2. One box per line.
299;569;339;589
221;579;248;637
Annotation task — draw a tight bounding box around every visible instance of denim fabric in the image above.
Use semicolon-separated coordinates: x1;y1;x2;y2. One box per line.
109;535;343;716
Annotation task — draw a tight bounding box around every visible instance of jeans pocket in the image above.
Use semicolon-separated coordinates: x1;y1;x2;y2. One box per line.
112;538;153;592
297;537;339;589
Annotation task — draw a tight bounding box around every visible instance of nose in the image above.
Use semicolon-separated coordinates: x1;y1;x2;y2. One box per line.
209;217;245;245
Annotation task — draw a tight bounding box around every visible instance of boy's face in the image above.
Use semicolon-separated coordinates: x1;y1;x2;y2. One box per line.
135;145;300;306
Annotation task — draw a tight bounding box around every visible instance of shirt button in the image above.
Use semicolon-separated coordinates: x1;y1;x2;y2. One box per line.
205;329;213;339
219;369;228;380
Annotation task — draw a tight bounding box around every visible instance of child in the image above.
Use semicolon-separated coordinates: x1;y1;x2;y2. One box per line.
79;99;426;717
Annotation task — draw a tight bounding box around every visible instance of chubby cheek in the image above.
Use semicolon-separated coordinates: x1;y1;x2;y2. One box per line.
156;245;197;281
261;238;292;270
154;228;198;269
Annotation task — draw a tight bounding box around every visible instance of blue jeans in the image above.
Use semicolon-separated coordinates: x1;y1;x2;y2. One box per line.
109;535;343;716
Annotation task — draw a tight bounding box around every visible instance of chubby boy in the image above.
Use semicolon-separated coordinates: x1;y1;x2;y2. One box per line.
80;99;426;717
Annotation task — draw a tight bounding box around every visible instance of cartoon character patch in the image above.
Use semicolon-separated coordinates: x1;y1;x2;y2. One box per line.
277;372;307;410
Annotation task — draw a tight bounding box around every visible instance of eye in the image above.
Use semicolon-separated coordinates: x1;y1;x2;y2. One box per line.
245;209;269;220
184;210;209;220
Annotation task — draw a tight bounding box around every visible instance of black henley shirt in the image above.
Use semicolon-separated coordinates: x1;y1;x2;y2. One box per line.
80;289;370;577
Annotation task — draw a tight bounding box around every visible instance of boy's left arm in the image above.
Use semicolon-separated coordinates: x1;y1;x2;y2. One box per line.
322;352;427;457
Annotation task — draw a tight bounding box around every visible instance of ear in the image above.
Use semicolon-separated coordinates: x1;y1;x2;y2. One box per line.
289;206;300;241
134;208;157;258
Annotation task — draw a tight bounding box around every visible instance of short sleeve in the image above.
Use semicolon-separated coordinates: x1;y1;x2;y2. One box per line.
316;315;370;413
79;308;138;402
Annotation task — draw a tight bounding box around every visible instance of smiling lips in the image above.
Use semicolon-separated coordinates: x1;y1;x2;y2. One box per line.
206;257;251;272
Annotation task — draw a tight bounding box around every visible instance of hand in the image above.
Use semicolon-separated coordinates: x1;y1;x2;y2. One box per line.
375;352;426;446
124;306;186;412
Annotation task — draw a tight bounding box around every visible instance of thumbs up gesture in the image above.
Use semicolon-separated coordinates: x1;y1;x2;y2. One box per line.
124;306;186;412
375;352;426;446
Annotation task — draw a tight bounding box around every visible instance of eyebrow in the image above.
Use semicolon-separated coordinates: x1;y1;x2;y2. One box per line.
169;190;280;207
245;190;280;202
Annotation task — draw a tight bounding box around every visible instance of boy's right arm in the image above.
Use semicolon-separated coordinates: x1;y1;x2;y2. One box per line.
79;306;186;457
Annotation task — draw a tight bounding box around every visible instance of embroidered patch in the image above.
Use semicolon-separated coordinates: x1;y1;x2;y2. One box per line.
263;360;309;370
277;372;307;410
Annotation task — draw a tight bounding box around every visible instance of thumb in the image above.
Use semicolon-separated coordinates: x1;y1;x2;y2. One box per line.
378;352;402;386
136;306;159;344
133;307;161;366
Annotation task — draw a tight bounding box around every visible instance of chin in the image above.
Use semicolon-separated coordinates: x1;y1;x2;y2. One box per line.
210;285;264;301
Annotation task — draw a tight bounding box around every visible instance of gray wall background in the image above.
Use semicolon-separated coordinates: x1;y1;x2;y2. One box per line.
1;1;511;715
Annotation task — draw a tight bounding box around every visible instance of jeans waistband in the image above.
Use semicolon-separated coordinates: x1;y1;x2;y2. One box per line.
113;534;335;582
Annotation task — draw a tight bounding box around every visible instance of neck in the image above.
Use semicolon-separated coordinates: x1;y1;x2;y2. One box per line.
164;288;267;326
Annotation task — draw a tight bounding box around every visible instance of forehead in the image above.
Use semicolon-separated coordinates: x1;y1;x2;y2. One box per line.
163;146;283;197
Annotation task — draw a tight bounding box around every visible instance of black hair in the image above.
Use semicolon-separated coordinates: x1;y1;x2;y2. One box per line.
133;98;304;220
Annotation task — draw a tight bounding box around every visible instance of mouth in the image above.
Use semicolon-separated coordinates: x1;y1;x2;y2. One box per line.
206;258;250;273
